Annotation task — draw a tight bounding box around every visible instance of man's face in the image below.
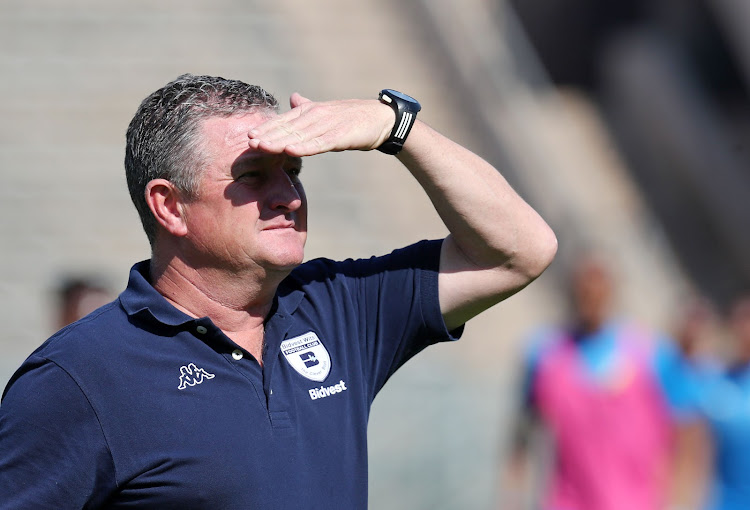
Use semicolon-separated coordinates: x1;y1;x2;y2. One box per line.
571;259;612;332
730;297;750;362
179;112;307;275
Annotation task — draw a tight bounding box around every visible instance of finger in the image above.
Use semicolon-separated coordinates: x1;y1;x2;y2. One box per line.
248;100;320;142
249;122;325;154
290;92;312;109
248;109;302;139
249;118;325;154
250;134;328;157
249;105;335;152
249;138;288;155
283;125;352;157
283;137;334;157
253;121;342;157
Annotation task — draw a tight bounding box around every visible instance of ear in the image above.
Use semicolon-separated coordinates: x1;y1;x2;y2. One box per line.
145;179;189;238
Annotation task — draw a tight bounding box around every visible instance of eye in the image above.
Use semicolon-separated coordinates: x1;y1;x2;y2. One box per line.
235;171;265;186
287;167;302;177
237;170;261;180
285;157;303;180
285;166;302;182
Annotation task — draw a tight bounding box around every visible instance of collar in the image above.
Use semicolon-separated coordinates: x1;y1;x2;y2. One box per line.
119;261;195;328
119;260;307;329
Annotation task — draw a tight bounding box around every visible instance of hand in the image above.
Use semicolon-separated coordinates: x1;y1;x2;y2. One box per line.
247;93;395;157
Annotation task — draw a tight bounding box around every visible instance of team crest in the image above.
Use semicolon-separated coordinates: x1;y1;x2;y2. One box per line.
280;332;331;382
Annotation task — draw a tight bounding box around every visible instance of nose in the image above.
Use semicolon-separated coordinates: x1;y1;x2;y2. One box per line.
269;168;303;212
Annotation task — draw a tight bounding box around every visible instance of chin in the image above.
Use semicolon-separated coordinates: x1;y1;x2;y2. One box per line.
265;249;305;273
264;260;303;278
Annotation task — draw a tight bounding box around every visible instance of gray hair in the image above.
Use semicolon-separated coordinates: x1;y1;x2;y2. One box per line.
125;74;279;247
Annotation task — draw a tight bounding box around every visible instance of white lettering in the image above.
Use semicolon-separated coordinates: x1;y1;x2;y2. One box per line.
308;380;348;401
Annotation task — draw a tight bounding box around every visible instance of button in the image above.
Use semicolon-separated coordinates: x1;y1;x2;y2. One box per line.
196;325;208;334
232;349;243;360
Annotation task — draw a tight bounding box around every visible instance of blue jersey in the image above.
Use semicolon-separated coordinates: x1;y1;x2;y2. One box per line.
698;363;750;510
0;240;462;509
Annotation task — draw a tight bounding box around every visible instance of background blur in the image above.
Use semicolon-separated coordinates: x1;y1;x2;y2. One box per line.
1;0;748;508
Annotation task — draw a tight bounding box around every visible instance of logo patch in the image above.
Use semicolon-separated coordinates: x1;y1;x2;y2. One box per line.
178;363;215;390
281;332;331;382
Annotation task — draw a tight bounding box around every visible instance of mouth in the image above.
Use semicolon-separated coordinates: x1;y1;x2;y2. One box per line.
262;221;296;231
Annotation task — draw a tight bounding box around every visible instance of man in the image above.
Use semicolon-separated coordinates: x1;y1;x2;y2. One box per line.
55;277;113;329
504;256;700;510
0;74;556;508
695;292;750;509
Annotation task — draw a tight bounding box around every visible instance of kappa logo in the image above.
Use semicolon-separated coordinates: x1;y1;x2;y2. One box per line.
178;363;215;390
280;332;331;382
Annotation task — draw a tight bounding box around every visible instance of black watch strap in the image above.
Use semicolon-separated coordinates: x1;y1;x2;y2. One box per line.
377;89;421;155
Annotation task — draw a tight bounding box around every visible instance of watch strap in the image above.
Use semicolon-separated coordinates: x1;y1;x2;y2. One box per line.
377;89;421;155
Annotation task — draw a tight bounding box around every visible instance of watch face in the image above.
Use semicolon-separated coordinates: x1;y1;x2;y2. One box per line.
384;89;418;104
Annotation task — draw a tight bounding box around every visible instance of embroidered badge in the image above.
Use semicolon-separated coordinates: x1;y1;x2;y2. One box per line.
178;363;215;390
280;332;331;382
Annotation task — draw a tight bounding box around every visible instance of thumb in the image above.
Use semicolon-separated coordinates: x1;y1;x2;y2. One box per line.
290;92;312;109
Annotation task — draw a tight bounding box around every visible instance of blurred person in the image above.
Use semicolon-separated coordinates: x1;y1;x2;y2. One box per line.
694;292;750;510
673;297;720;363
504;255;699;510
56;277;113;329
0;74;557;508
664;296;722;510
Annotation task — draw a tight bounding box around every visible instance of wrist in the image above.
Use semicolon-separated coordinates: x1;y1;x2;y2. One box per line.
376;89;421;155
376;100;396;148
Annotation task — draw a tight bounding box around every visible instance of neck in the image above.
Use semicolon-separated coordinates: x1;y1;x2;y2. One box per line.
150;252;289;360
573;317;608;339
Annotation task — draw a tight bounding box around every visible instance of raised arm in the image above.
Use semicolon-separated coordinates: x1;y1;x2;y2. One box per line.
248;93;557;330
397;120;557;329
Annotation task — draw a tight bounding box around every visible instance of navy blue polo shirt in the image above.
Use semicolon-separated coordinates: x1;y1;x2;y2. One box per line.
0;239;461;509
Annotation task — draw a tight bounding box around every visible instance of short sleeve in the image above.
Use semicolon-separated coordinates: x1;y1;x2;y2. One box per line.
651;338;704;422
351;240;463;398
0;357;116;508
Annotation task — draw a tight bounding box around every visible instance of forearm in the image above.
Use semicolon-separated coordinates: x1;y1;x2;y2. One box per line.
666;421;711;510
398;121;555;272
501;410;542;510
397;121;557;327
247;95;556;277
245;94;556;326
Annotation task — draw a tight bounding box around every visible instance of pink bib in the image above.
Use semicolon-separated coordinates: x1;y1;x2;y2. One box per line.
533;326;673;510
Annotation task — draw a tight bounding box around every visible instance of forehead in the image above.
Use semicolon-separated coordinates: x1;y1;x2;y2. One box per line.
200;111;275;157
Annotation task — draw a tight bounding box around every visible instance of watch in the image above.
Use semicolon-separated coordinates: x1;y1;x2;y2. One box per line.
376;89;421;155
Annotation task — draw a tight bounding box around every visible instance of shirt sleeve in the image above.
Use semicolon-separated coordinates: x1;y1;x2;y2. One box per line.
0;357;116;508
651;338;703;422
347;239;464;399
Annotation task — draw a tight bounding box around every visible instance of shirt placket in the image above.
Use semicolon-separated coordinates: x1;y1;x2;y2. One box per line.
262;312;296;434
